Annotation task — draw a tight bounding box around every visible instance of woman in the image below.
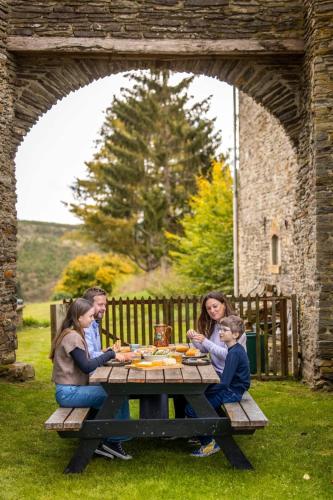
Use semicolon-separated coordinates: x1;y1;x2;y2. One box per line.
173;291;246;422
50;297;133;460
187;290;246;377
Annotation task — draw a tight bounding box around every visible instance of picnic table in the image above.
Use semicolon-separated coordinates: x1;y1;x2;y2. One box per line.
45;359;268;473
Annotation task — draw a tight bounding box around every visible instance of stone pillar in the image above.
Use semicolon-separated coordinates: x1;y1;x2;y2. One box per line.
297;1;333;389
0;1;18;365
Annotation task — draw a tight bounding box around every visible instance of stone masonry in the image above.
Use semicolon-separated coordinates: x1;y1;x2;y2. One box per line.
0;1;332;388
238;93;298;297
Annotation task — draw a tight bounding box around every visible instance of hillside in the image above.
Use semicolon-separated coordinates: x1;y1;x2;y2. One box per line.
17;220;98;302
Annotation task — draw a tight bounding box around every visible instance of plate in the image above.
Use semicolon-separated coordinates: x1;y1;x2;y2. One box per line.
183;353;207;358
182;358;210;366
106;359;132;367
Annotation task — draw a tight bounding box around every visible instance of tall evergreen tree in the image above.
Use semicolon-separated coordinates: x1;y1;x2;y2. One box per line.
71;70;221;271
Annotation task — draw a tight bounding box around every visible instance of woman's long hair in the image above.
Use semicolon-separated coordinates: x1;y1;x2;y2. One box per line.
49;298;93;360
197;291;234;338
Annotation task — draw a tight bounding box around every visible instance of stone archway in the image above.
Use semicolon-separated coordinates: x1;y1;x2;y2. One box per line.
0;1;332;388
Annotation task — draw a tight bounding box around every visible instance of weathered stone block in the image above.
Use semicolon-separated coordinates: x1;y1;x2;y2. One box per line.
0;361;35;381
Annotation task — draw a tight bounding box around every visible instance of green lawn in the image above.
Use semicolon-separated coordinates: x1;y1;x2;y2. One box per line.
0;327;332;500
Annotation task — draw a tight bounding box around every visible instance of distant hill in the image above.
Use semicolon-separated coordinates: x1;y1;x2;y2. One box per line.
17;220;98;302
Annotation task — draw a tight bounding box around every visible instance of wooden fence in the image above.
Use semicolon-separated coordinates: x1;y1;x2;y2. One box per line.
50;294;299;380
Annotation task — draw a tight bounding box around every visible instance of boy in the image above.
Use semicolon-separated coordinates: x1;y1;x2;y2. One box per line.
186;315;250;457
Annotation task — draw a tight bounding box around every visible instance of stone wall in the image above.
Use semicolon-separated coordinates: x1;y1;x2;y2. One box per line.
238;1;333;389
297;0;333;389
8;0;304;39
238;93;298;296
0;1;17;364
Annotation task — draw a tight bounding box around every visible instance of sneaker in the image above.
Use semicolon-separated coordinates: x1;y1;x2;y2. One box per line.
94;445;114;459
102;442;132;460
190;439;220;458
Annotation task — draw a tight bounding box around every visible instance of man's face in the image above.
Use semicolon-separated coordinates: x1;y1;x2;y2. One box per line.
93;294;107;320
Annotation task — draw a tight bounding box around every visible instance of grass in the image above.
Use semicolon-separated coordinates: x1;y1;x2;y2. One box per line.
1;327;332;499
24;302;56;322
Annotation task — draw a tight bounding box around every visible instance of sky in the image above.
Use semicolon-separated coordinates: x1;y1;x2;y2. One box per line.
15;72;234;225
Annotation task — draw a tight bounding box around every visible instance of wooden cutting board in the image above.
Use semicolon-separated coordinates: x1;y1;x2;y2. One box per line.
125;363;184;371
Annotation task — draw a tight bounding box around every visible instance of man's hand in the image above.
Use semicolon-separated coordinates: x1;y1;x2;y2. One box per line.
112;340;121;353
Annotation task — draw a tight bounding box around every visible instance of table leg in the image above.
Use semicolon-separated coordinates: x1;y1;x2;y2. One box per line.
64;395;127;474
140;394;169;419
64;438;100;474
214;435;253;470
185;394;253;470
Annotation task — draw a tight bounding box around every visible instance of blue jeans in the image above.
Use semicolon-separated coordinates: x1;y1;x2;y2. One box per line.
55;384;130;443
185;379;243;446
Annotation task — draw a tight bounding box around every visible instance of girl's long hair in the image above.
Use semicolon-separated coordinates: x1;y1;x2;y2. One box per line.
197;291;234;338
49;298;93;360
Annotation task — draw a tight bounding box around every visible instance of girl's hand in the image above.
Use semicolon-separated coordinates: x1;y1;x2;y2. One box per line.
187;329;197;339
122;352;136;361
191;333;206;343
115;353;126;362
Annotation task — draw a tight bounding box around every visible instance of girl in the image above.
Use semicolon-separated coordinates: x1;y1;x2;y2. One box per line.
50;297;133;460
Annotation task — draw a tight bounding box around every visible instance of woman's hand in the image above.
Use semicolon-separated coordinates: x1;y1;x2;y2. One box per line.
191;333;206;343
187;329;197;339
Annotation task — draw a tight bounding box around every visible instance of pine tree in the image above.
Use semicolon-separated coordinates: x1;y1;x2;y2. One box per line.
71;70;221;271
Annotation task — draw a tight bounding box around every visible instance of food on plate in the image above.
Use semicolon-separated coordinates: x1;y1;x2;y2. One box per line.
162;357;177;365
136;361;153;368
151;360;164;367
153;349;170;355
175;345;189;353
185;348;200;357
120;346;131;353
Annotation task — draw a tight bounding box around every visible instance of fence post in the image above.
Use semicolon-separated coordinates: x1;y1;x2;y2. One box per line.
50;303;68;342
255;295;262;378
291;294;299;378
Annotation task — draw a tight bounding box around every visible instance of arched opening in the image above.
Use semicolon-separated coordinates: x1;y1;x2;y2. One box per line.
15;70;234;304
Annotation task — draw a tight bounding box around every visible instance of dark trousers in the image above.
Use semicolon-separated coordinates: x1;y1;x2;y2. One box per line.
185;382;243;446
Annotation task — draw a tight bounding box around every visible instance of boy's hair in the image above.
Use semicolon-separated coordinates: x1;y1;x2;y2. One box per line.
220;315;244;339
82;287;107;302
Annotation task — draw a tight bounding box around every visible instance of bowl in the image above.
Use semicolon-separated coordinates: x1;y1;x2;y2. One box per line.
142;354;168;362
130;343;140;351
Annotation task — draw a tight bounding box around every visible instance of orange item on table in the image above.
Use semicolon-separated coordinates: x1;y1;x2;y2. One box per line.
175;345;188;353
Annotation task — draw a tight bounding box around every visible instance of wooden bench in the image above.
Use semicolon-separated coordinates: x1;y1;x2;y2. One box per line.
44;407;90;431
44;392;267;432
223;392;268;429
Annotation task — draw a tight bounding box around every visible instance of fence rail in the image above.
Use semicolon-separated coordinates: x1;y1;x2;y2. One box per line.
50;294;299;380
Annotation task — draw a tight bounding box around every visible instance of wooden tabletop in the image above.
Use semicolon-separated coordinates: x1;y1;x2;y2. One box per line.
90;363;219;385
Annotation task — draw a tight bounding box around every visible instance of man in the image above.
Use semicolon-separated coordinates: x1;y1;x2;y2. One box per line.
82;287;133;460
82;287;108;358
